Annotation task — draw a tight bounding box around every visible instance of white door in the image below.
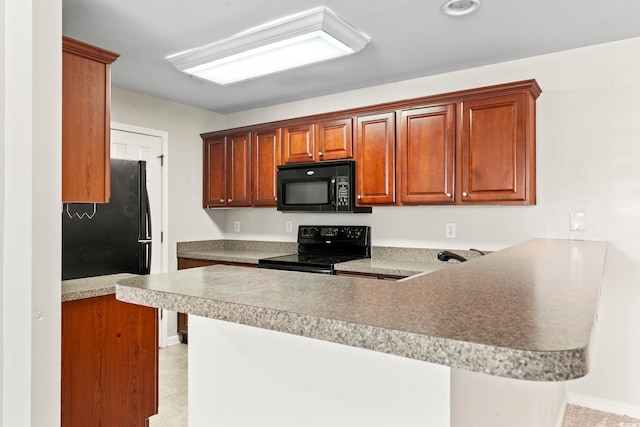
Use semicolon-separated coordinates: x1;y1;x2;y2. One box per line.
111;127;168;346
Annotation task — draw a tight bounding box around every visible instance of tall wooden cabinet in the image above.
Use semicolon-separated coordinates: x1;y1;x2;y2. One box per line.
252;128;281;206
62;36;119;203
202;133;251;208
355;112;396;205
398;104;456;204
61;295;158;427
458;92;535;204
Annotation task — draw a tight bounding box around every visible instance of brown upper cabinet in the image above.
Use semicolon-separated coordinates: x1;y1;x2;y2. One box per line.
355;112;396;205
62;37;119;203
398;104;456;205
252;128;281;206
282;118;353;163
458;92;536;204
201;79;541;209
282;123;315;163
315;118;353;161
202;132;251;208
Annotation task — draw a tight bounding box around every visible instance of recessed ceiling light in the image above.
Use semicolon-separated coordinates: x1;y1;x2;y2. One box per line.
441;0;481;16
167;7;370;85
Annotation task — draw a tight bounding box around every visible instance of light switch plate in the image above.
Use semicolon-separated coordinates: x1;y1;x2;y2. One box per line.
570;212;585;231
233;220;240;233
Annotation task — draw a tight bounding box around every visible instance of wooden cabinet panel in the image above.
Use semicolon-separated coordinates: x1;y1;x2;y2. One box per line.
62;294;158;427
203;136;226;207
227;132;251;206
282;124;315;163
252;128;281;206
459;92;534;204
315;118;353;161
62;37;119;203
203;133;251;208
399;105;456;204
355;112;396;205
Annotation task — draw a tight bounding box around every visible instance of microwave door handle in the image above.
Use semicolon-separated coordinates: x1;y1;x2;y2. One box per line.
330;177;337;207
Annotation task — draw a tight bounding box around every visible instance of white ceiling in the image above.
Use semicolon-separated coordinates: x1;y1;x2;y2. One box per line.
62;0;640;114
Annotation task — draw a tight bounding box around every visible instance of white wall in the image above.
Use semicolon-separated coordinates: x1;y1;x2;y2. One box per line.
1;0;62;425
221;38;640;413
110;87;227;272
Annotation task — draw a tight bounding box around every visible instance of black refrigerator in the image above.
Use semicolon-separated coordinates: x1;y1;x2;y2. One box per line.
62;159;152;280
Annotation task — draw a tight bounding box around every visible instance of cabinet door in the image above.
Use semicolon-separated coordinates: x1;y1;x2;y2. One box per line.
399;105;456;204
282;124;315;163
226;132;251;207
62;295;158;426
315;118;353;161
459;93;534;203
62;37;118;203
355;112;396;205
252;128;281;206
203;137;227;207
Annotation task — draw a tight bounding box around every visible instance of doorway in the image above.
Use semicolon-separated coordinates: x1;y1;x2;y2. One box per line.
111;122;170;347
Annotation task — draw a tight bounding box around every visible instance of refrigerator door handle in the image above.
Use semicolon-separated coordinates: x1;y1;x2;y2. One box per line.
138;161;152;274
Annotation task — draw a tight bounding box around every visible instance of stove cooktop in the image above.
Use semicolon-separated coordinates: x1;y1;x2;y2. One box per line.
258;225;371;274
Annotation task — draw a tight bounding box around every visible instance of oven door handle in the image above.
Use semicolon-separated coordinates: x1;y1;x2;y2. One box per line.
330;177;337;208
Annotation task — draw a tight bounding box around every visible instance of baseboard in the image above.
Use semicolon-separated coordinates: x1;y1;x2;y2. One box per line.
166;334;181;347
568;393;640;419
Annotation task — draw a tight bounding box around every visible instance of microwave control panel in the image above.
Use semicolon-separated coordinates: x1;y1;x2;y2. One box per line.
336;176;349;207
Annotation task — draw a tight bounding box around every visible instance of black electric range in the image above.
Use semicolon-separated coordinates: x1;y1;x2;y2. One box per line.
258;225;371;275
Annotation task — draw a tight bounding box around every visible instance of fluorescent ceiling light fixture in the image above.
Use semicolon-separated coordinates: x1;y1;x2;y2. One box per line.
167;7;370;85
441;0;481;16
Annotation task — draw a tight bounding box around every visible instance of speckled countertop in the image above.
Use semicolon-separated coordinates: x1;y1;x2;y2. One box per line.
176;239;472;275
117;239;608;381
62;273;137;302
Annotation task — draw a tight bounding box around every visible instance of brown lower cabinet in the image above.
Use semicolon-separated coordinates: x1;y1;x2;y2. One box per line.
176;258;256;343
61;294;158;427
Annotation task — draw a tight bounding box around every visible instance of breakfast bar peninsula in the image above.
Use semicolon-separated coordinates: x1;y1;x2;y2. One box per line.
116;239;608;426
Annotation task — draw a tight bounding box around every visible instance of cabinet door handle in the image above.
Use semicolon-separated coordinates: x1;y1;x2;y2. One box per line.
462;192;468;197
357;195;362;200
228;198;232;202
446;193;451;198
274;196;277;201
219;199;224;203
318;151;323;157
307;152;313;158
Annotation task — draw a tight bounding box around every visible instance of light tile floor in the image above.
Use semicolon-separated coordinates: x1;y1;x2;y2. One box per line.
149;343;188;427
148;343;638;427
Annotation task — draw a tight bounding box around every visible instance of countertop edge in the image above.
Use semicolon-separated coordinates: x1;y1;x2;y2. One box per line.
115;283;589;381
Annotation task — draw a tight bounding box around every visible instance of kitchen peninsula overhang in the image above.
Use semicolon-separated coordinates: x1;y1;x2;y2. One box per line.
116;238;608;381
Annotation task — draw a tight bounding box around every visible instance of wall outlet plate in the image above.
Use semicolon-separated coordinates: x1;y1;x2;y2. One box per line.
233;220;240;233
446;223;456;239
285;221;293;233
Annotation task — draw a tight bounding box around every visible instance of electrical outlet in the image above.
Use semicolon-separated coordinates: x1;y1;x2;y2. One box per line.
285;221;293;233
233;220;240;233
445;223;456;239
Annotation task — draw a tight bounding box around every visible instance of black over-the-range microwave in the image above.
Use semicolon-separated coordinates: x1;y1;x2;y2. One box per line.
276;160;372;213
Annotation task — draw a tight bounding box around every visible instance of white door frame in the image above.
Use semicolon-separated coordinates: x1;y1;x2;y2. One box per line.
111;121;170;347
